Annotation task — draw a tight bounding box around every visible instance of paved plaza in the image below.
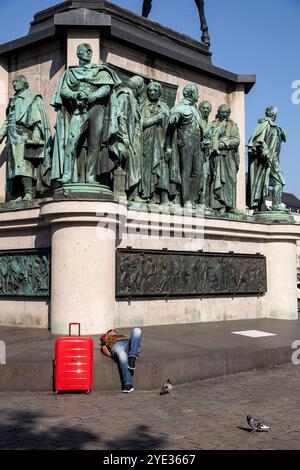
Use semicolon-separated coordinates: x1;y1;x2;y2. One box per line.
0;364;299;450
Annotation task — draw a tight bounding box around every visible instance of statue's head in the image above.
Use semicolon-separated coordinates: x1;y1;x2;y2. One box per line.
199;100;212;119
129;75;145;98
183;84;199;104
147;81;162;102
265;106;278;122
217;104;231;121
12;75;29;93
77;43;93;63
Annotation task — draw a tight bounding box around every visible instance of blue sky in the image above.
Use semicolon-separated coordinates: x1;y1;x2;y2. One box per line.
0;0;299;196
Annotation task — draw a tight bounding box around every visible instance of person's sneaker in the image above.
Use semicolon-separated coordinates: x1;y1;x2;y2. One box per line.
122;384;134;393
128;357;136;371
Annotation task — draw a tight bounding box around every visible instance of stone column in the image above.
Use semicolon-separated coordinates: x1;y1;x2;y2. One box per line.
67;29;100;66
40;200;123;335
229;84;246;213
0;59;8;203
266;239;298;320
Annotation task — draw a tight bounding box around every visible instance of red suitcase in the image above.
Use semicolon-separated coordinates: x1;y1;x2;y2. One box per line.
54;323;94;394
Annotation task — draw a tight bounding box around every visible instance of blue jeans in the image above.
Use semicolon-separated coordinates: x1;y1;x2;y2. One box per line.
111;328;142;387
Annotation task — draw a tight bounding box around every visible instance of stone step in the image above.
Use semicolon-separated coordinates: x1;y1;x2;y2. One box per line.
0;318;299;391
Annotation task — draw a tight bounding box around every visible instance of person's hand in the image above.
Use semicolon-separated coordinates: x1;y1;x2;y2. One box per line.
32;133;41;145
281;130;287;142
165;147;172;161
169;114;178;126
76;91;87;102
87;93;97;104
218;142;225;151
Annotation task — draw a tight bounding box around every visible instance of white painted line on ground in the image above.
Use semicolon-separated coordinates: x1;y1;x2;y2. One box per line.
231;330;277;338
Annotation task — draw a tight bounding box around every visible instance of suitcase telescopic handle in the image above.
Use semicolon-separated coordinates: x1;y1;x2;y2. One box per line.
69;323;81;336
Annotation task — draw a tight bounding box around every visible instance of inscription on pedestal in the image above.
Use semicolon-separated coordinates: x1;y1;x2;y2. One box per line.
0;249;50;297
116;249;267;299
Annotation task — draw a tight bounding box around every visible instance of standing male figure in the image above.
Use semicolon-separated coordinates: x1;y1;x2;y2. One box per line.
198;100;213;206
210;104;240;213
247;106;286;212
100;328;142;393
141;81;171;204
117;75;145;203
51;43;121;185
0;76;52;201
166;83;203;208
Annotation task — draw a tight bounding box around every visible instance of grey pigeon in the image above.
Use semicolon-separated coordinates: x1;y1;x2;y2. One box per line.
160;379;173;395
247;414;270;433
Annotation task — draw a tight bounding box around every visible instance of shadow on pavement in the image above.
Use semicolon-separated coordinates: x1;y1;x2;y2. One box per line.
0;411;167;450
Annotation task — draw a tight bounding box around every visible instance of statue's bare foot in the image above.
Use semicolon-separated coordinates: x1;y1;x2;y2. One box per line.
12;196;23;203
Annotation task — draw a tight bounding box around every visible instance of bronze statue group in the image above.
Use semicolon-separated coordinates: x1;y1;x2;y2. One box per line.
0;43;286;214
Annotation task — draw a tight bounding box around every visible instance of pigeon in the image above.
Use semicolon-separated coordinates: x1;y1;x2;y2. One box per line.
63;189;72;199
247;414;270;433
160;379;173;395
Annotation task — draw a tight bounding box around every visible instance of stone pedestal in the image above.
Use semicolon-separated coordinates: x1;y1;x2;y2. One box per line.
40;200;122;335
0;202;299;332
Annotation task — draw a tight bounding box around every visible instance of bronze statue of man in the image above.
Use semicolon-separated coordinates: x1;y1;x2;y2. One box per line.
247;106;286;212
141;81;170;204
0;75;51;201
198;100;212;206
210;104;240;213
51;43;121;185
142;0;210;46
117;75;145;203
166;83;204;208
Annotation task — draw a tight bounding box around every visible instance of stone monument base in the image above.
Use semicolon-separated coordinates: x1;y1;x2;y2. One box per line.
0;200;298;335
54;183;114;200
255;210;295;225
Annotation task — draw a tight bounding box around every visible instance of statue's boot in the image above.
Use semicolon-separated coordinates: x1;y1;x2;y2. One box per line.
58;174;72;185
23;193;34;202
22;177;35;202
272;184;284;211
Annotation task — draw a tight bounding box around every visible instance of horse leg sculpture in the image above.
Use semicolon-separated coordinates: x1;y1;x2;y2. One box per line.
142;0;152;17
142;0;210;47
195;0;211;46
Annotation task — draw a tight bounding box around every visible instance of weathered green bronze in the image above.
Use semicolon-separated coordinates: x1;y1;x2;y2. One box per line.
117;248;267;298
117;75;145;203
210;104;240;213
51;43;121;186
141;82;170;204
0;76;52;202
166;84;204;208
198;100;212;206
0;250;50;297
247;106;286;212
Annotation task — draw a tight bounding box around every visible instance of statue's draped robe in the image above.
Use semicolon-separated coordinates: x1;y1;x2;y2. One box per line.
210;119;240;210
50;64;121;182
2;90;52;193
247;118;285;210
141;99;170;200
117;86;143;193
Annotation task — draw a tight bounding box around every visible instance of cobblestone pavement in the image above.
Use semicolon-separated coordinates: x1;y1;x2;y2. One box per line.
0;364;299;450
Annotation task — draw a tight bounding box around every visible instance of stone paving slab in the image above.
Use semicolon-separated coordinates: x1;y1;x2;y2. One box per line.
0;319;299;391
0;364;299;450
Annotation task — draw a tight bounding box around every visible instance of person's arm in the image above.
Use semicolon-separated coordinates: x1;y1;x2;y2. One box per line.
101;345;112;358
